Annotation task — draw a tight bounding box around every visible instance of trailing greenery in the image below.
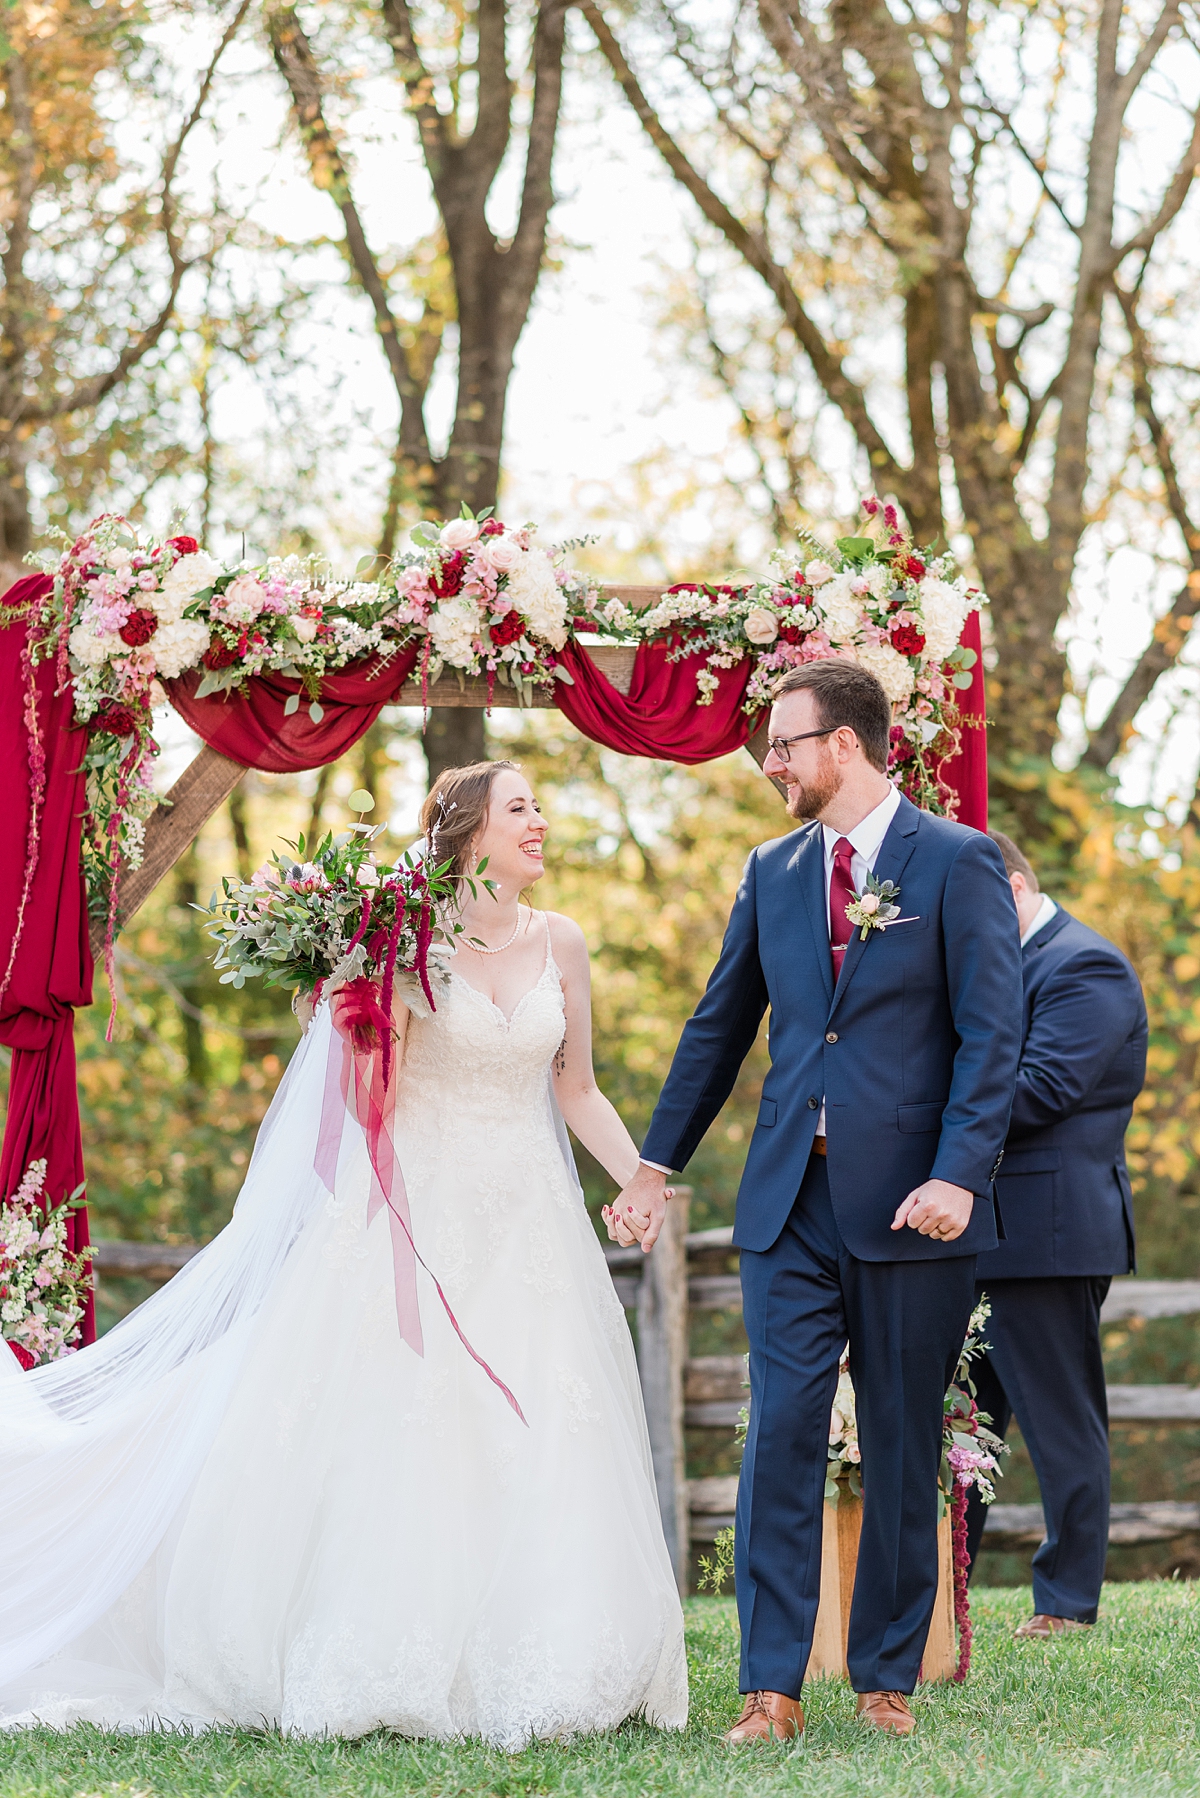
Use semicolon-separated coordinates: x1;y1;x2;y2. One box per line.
1;1589;1198;1797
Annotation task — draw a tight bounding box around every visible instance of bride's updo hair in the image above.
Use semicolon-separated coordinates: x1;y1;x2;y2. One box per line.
420;760;521;879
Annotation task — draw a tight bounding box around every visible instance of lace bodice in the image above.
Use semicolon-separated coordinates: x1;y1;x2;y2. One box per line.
397;925;567;1126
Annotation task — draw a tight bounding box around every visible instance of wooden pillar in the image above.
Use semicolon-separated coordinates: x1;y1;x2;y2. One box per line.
636;1184;690;1591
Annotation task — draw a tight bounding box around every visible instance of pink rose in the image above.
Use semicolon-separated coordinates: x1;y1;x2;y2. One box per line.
743;606;780;645
220;573;268;623
291;614;319;643
477;535;522;574
805;559;836;587
440;517;480;551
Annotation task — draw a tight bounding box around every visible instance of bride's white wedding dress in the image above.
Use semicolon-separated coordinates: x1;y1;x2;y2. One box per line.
0;924;687;1744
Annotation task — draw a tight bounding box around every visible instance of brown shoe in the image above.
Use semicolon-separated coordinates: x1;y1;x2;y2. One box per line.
1014;1613;1091;1639
855;1690;916;1736
723;1690;805;1744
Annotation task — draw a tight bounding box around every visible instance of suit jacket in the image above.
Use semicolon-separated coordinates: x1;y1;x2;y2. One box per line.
977;906;1147;1279
642;794;1024;1258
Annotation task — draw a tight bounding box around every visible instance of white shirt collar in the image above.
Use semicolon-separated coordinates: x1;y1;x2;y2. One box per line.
1020;892;1057;948
821;783;902;871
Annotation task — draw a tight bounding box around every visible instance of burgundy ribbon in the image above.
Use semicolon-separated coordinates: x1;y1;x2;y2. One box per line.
313;977;526;1423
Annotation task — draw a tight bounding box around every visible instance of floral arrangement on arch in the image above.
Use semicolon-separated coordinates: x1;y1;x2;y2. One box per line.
601;496;982;816
1;1160;94;1369
20;509;602;981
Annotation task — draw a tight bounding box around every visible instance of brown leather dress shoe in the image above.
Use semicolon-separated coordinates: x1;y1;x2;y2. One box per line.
723;1690;806;1744
1014;1613;1091;1639
855;1690;916;1735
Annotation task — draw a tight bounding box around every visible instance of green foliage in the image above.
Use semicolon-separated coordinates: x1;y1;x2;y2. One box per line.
3;1589;1200;1793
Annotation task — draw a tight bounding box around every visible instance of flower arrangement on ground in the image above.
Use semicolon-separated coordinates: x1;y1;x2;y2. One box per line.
1;1160;94;1369
604;496;982;816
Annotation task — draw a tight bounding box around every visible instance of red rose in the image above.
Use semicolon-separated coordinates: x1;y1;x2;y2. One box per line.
890;621;926;656
480;519;506;537
167;535;199;556
895;554;926;582
430;550;466;598
489;610;526;648
778;624;807;646
118;607;159;647
887;726;916;768
202;636;239;670
572;616;600;633
89;700;140;738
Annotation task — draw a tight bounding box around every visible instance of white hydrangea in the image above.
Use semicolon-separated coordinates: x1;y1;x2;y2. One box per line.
855;641;915;706
864;563;891;599
150;618;210;679
68;624;116;668
504;548;567;650
426;595;482;669
815;572;864;645
155;551;223;622
916;577;970;663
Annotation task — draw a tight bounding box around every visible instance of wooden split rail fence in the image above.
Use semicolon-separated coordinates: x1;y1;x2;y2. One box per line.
94;1216;1200;1590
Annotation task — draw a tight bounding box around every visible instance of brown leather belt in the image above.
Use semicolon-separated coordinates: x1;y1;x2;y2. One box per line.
811;1136;828;1157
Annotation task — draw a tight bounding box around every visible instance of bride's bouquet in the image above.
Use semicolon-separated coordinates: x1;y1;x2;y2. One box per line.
1;1160;93;1369
201;811;461;1058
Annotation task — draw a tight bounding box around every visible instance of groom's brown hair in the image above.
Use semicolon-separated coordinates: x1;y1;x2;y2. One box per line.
773;662;891;772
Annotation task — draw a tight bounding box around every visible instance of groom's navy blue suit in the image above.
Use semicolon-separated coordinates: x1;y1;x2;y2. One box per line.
642;793;1023;1694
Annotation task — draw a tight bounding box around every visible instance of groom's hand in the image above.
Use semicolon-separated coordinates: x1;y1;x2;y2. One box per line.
614;1164;670;1253
891;1178;973;1241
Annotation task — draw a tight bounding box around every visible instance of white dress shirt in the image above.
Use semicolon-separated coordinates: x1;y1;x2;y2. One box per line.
1019;891;1057;948
641;782;903;1171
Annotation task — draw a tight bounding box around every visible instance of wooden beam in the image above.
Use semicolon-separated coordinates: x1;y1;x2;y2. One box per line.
90;744;247;956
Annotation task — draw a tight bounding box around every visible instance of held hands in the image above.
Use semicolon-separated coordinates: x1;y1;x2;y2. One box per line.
891;1178;973;1242
602;1165;675;1254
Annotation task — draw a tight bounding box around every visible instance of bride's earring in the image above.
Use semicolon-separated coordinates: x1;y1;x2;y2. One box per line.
470;849;479;873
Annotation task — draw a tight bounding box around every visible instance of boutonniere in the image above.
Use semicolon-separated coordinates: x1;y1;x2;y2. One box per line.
844;874;918;939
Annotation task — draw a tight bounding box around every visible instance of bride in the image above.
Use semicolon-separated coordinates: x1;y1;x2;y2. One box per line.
0;759;687;1745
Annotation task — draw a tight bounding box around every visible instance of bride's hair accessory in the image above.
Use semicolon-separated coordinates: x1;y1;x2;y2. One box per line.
419;760;519;882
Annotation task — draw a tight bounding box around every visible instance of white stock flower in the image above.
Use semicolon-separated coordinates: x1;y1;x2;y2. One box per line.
426;594;482;668
68;624;114;668
440;518;480;551
855;641;915;705
814;572;863;644
864;563;891;599
156;551;223;621
916;577;969;663
743;606;779;646
150;619;209;679
504;548;567;649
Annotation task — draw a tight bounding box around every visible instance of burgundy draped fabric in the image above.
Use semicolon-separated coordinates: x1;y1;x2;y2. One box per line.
556;638;760;762
0;576;95;1343
938;610;988;833
166;648;420;774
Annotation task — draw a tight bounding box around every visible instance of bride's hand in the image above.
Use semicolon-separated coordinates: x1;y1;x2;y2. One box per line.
602;1202;640;1248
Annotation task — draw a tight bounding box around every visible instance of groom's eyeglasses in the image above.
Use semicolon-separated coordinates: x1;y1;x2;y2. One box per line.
766;727;837;764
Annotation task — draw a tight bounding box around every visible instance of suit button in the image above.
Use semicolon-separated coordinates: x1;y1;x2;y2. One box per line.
825;1031;838;1044
808;1097;819;1110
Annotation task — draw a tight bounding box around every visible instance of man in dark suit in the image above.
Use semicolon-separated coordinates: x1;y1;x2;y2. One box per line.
965;831;1148;1637
607;661;1022;1740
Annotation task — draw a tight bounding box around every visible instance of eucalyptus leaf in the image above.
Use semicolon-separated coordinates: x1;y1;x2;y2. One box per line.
308;701;324;722
953;671;976;689
283;693;301;717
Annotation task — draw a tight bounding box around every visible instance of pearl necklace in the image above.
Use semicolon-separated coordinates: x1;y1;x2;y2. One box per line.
464;904;524;955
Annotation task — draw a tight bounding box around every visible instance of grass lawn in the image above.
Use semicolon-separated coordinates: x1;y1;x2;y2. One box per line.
1;1586;1198;1798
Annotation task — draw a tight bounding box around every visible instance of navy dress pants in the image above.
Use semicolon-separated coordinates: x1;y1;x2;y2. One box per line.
735;1155;976;1697
964;1276;1112;1621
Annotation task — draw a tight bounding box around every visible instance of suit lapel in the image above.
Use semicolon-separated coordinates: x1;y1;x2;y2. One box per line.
827;797;920;1021
790;823;834;1007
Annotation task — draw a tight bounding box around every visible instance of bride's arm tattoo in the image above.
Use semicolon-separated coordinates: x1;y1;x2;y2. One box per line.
554;1032;566;1076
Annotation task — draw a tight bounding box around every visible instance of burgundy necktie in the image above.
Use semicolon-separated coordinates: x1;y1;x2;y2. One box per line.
829;836;856;985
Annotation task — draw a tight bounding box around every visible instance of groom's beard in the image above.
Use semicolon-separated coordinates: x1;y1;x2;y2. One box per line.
783;749;842;822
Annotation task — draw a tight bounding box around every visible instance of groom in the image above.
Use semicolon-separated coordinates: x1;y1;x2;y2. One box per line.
614;661;1022;1739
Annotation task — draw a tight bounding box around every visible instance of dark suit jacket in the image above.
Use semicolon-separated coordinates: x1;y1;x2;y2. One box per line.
977;906;1147;1279
641;794;1024;1259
